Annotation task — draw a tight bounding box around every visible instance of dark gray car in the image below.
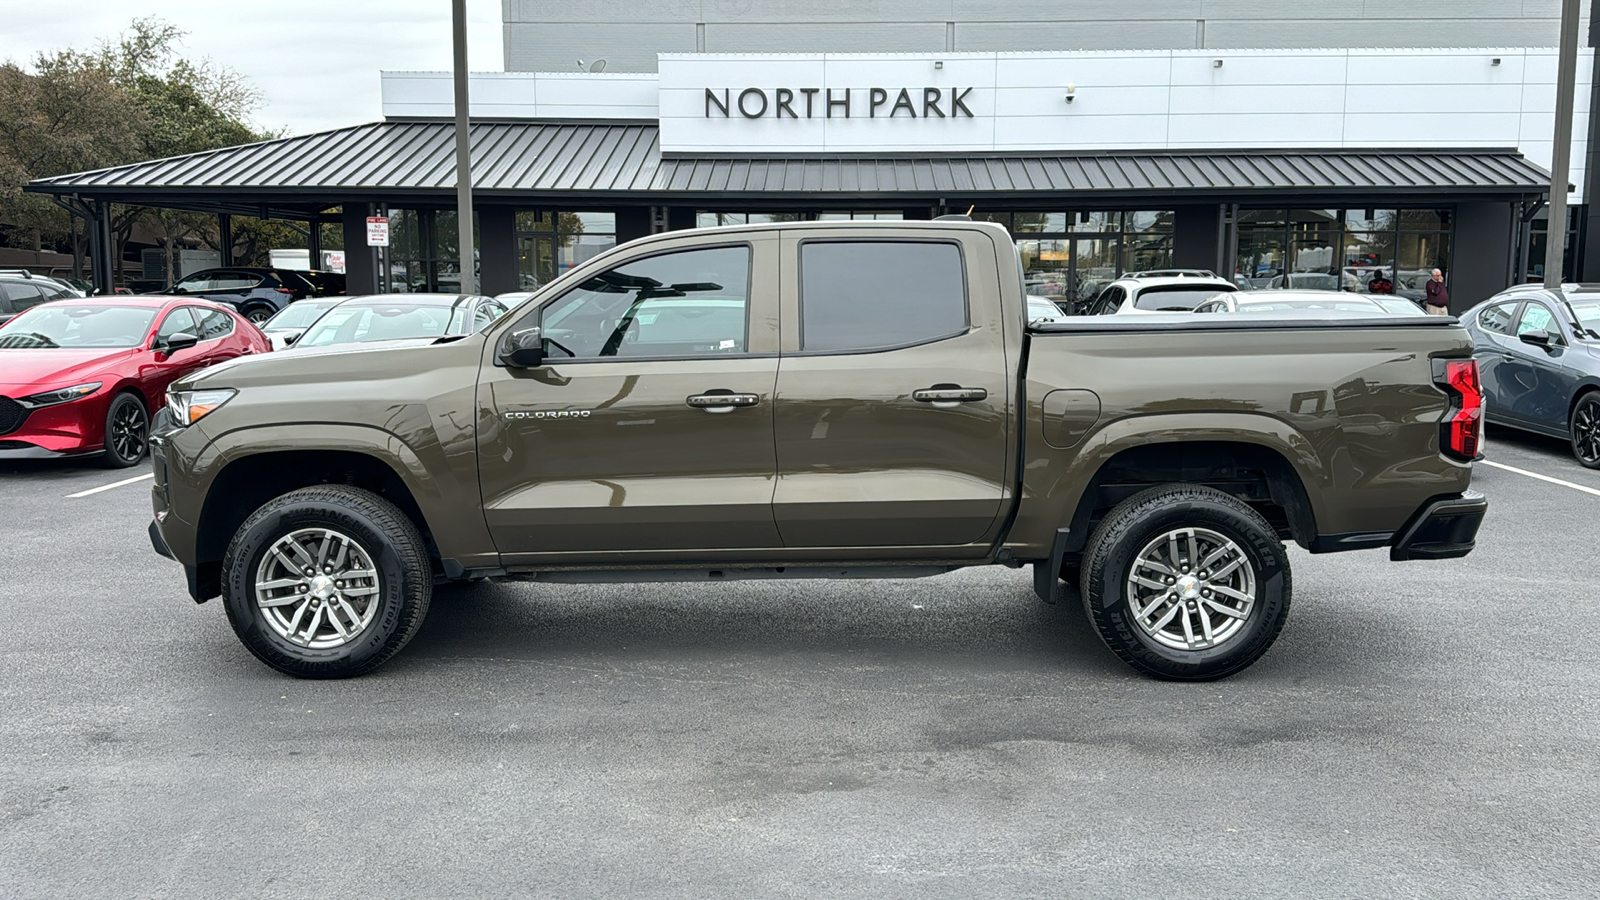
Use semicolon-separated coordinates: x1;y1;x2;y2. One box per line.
1462;284;1600;466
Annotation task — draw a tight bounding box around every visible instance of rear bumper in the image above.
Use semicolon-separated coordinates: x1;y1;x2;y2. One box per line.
1389;490;1487;561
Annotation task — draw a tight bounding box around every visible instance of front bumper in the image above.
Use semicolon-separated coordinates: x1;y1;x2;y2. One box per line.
1390;490;1487;561
0;388;113;456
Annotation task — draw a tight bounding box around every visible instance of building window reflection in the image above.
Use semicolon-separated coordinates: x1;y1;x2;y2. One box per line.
986;210;1174;305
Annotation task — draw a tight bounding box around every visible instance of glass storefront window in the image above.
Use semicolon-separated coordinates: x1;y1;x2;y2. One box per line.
1069;211;1121;233
384;208;478;293
1010;212;1058;233
970;212;1011;229
1235;207;1453;296
1345;209;1396;232
514;210;617;292
1072;237;1120;301
1126;210;1175;234
1123;235;1174;274
1397;232;1450;295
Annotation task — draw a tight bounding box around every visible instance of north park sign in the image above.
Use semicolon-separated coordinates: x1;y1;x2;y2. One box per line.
704;86;976;120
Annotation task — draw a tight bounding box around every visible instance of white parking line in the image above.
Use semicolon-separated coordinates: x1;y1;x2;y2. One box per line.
1481;459;1600;499
66;473;153;499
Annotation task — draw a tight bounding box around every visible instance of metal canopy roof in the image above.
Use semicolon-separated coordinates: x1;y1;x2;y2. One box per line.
26;120;1552;216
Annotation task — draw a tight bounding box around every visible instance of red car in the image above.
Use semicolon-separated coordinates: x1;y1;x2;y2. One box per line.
0;297;270;467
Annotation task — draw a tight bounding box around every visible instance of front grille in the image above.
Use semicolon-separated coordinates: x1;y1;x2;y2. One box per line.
0;396;28;436
0;439;29;450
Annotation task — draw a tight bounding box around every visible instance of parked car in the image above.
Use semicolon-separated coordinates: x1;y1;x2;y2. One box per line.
1;269;86;299
1026;296;1068;324
0;297;269;467
259;297;346;350
1192;290;1395;315
1462;284;1600;467
1079;272;1239;315
1;272;83;325
298;270;347;297
161;267;326;325
290;294;507;350
148;219;1484;681
1264;272;1359;292
1371;295;1427;316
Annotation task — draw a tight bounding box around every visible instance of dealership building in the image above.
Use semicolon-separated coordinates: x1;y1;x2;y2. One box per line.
25;1;1600;311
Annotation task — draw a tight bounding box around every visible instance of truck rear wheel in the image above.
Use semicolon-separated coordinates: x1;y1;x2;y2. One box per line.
220;486;432;678
1080;484;1291;681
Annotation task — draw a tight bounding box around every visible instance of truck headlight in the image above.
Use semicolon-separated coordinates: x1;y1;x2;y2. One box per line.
166;388;236;426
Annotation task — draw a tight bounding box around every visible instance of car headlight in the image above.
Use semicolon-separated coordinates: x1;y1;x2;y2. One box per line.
17;382;102;408
166;388;237;426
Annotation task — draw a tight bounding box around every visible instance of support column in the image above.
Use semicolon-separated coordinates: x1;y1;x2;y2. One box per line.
308;217;322;271
1452;202;1517;312
1171;205;1224;272
217;214;233;267
93;200;114;295
614;207;651;244
477;206;518;295
341;204;378;295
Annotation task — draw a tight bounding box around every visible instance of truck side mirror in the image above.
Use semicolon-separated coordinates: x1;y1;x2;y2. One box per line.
499;326;545;368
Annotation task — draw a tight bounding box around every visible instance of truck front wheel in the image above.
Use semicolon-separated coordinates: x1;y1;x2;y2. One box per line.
1080;484;1291;681
220;486;432;678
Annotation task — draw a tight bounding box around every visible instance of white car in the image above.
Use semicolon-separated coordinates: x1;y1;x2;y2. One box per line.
1026;297;1067;324
1079;273;1239;316
1191;290;1394;315
258;297;346;349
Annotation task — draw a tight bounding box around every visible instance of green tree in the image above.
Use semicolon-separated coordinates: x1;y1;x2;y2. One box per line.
0;17;273;282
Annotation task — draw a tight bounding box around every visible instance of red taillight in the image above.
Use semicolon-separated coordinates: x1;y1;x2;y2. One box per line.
274;287;294;295
1442;359;1482;460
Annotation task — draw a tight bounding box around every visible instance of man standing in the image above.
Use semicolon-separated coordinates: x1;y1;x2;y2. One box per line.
1424;268;1450;315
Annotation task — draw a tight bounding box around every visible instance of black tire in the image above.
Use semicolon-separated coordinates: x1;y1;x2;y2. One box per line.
242;305;274;326
221;485;432;678
1571;392;1600;469
100;392;148;468
1080;484;1291;681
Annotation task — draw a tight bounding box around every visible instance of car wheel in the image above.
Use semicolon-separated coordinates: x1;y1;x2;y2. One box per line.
221;486;432;678
243;306;273;326
100;392;148;468
1571;393;1600;469
1080;484;1291;681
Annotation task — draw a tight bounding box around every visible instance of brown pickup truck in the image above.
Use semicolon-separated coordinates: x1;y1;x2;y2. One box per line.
147;219;1486;681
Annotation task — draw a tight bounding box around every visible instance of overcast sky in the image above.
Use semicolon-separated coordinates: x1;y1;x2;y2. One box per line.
2;0;505;136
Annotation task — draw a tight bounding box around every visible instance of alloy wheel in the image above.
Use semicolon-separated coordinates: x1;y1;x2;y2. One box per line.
109;399;148;463
1125;526;1257;651
246;308;272;325
1573;398;1600;466
254;528;382;649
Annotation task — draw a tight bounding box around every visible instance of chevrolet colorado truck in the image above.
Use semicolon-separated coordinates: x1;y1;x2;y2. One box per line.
147;219;1487;681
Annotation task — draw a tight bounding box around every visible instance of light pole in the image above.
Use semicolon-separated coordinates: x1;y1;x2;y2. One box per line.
1543;0;1582;289
452;0;476;294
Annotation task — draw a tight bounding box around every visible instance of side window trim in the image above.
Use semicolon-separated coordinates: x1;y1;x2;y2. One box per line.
794;237;971;355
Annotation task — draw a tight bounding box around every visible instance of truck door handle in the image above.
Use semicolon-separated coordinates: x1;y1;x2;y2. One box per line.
686;391;760;413
913;385;988;408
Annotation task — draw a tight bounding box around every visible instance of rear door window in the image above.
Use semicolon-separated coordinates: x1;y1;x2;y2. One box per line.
194;307;236;340
798;241;966;352
3;282;48;311
1476;302;1515;335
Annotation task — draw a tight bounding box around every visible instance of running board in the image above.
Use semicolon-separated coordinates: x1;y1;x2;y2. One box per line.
514;565;963;585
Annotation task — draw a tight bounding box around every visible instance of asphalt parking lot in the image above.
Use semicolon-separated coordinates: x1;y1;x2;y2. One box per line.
2;426;1599;898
